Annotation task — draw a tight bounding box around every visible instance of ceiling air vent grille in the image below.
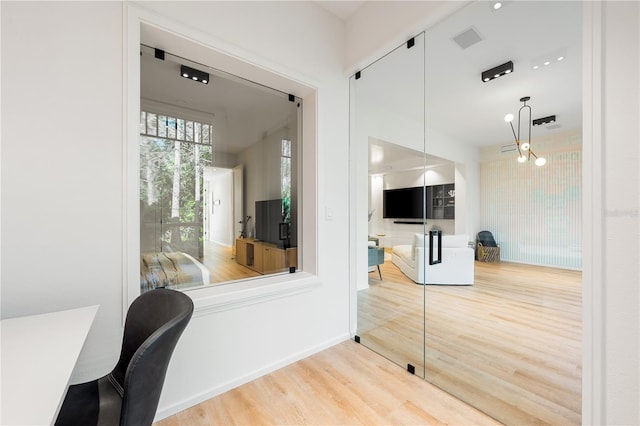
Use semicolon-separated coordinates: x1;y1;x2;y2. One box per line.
452;27;483;50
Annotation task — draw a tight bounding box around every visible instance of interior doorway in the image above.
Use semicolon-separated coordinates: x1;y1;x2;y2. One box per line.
204;167;235;247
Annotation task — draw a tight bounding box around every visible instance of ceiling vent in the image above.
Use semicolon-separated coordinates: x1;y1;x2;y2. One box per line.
452;27;483;50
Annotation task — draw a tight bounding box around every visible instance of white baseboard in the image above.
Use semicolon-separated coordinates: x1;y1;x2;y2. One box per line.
154;332;351;422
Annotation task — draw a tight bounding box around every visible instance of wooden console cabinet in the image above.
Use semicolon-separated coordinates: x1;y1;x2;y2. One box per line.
235;238;297;274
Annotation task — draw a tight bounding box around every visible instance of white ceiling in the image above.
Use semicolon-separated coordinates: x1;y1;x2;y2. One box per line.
314;1;366;20
140;1;582;167
424;0;582;147
362;1;582;171
140;46;297;155
369;138;452;175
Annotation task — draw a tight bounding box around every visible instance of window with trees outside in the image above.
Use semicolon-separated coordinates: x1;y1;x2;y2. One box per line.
140;45;300;294
281;139;292;223
140;111;213;292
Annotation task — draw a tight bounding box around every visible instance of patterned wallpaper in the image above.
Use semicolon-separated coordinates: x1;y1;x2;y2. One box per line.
480;131;582;270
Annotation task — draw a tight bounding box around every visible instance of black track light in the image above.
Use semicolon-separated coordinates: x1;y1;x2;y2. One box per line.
180;65;209;84
481;61;514;82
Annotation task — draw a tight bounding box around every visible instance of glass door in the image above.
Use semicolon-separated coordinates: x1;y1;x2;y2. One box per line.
351;1;582;424
351;33;427;377
420;2;583;425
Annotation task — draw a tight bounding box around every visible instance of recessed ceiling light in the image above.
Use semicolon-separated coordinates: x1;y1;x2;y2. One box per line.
544;61;551;66
557;56;565;61
532;65;539;70
493;2;502;10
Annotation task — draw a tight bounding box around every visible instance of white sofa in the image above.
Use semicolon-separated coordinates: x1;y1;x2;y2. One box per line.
392;233;474;285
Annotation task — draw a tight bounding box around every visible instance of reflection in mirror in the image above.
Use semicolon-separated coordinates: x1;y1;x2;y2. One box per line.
139;44;300;292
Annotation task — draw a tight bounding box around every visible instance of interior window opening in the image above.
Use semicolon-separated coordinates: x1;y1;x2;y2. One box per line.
139;45;301;293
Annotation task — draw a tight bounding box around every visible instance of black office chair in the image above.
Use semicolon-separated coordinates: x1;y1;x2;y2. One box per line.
55;288;194;426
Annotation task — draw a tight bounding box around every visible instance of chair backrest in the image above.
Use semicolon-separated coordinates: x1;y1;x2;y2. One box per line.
109;288;194;426
477;231;498;247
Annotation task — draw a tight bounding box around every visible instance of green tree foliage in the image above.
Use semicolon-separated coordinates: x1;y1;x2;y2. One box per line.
140;132;211;254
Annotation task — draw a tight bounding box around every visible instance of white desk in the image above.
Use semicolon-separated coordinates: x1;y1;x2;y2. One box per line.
1;305;99;425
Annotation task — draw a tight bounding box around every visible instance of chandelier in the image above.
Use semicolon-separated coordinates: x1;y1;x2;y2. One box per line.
504;96;546;166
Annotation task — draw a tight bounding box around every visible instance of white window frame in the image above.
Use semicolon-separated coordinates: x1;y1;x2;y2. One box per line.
124;5;319;320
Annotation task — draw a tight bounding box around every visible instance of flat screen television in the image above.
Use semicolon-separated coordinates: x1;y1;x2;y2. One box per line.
255;199;283;246
383;187;425;219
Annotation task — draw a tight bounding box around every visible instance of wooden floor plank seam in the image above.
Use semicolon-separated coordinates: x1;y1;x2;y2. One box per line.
156;247;580;426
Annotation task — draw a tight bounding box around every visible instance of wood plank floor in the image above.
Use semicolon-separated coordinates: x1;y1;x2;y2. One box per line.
359;259;582;426
166;247;580;425
155;340;501;426
201;241;261;284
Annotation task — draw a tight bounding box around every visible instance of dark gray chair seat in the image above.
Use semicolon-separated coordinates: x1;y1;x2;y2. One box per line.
55;288;194;426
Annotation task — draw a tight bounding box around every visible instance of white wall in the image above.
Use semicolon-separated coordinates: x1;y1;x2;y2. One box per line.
1;0;350;420
237;121;298;234
369;164;457;247
1;0;126;376
480;131;583;269
238;132;284;236
598;2;639;423
132;4;348;417
345;1;465;74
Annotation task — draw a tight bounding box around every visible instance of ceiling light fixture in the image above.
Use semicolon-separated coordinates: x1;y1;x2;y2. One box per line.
533;115;556;126
481;61;513;82
180;65;209;84
532;55;566;70
504;96;546;166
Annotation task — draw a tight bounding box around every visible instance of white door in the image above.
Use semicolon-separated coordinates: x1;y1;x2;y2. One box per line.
203;167;236;246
